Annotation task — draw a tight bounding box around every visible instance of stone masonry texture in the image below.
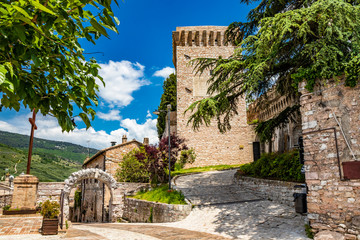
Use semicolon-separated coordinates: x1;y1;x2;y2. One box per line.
10;174;38;210
299;79;360;238
173;26;255;167
122;197;191;223
234;175;304;208
81;140;142;222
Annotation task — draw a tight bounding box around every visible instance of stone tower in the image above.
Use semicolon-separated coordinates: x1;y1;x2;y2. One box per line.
173;26;255;167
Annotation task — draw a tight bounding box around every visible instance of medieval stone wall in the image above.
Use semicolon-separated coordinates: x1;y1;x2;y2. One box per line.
234;175;304;207
299;79;360;238
122;197;191;223
0;183;12;208
174;26;255;167
112;182;149;221
105;141;141;177
37;182;65;206
248;86;302;153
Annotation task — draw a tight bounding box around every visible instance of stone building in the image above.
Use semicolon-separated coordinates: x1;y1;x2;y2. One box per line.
247;86;302;156
79;135;148;222
173;26;256;167
299;79;360;238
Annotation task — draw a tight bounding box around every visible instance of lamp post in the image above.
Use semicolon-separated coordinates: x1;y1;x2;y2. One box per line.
153;104;172;190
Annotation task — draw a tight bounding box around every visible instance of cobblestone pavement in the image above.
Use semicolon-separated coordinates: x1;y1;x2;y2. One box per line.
158;169;309;240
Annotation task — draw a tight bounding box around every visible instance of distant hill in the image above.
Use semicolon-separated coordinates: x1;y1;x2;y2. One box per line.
0;130;99;182
0;130;98;164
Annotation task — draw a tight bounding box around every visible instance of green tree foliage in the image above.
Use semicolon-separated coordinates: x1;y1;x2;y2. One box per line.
116;135;194;185
0;0;120;131
116;147;150;183
187;0;360;132
156;73;177;139
238;150;305;182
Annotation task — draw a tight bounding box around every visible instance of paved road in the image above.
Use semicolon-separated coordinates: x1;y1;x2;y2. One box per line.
159;169;309;240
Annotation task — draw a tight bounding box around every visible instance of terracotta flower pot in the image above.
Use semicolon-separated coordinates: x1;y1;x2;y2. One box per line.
42;217;58;235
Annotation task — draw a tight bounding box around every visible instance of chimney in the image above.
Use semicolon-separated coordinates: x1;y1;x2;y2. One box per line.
143;138;149;145
111;141;116;146
122;135;127;144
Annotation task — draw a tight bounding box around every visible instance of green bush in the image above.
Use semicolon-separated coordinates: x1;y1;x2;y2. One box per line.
40;199;60;219
115;148;149;183
177;148;196;169
239;150;305;182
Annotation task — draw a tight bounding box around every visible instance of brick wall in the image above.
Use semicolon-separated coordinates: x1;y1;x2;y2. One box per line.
174;26;255;167
122;197;191;223
299;79;360;238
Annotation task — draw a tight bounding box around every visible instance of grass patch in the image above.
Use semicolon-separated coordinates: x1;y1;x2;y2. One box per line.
172;164;242;177
129;185;187;205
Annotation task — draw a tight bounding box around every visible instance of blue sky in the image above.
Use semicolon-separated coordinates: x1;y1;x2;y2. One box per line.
0;0;254;149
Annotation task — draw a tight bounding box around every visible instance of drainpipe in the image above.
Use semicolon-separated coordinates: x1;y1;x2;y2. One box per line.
302;127;343;180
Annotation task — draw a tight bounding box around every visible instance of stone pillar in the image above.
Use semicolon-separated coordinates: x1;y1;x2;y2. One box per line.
10;174;39;210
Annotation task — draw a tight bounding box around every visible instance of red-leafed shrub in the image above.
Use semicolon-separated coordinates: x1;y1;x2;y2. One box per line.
116;134;195;185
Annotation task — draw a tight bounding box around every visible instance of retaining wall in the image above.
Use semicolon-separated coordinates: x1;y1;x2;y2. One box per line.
122;197;191;223
234;174;304;207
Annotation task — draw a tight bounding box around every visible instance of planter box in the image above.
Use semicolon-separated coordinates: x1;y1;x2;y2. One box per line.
3;209;37;215
42;218;58;235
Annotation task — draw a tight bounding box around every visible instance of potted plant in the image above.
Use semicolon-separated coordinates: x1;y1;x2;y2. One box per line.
40;200;60;235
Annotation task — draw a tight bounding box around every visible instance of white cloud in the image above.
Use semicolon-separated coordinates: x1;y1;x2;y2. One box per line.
146;110;152;119
97;110;122;121
120;118;158;145
153;67;175;79
0;113;158;150
98;60;150;107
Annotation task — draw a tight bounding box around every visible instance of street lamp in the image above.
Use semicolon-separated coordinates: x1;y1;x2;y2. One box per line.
153;104;172;190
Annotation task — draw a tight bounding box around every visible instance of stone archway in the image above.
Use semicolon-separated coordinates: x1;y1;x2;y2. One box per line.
61;168;118;226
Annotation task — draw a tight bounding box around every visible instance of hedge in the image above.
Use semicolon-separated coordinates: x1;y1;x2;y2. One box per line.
239;150;305;182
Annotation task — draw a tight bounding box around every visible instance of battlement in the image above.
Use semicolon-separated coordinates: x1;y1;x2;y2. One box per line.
172;26;234;67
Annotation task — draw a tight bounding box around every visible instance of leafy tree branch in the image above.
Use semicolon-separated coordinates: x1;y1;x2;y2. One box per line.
187;0;360;133
0;0;120;131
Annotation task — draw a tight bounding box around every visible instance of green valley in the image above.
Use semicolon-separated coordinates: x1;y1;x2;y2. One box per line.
0;131;98;182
